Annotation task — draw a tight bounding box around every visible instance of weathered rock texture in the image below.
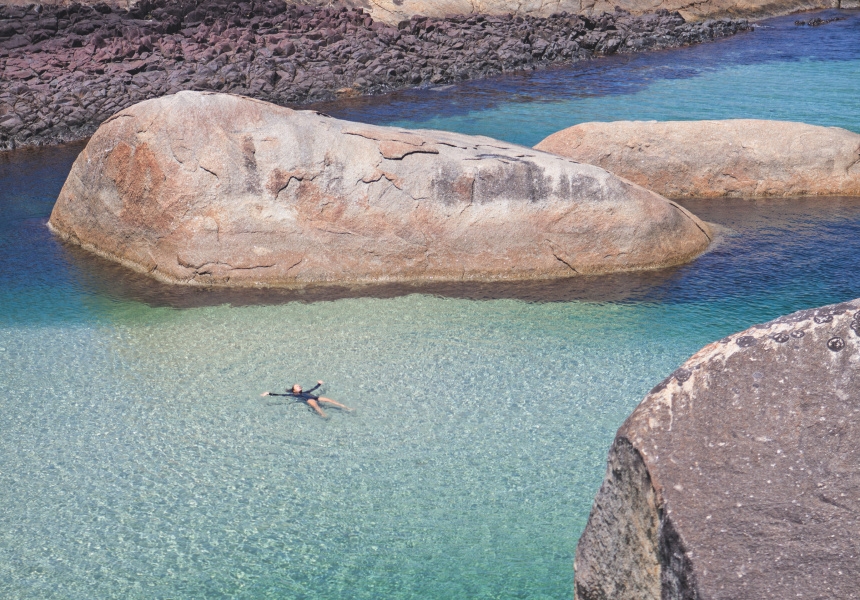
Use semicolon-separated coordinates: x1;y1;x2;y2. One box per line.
2;0;858;23
575;298;860;599
0;0;751;151
536;119;860;198
346;0;859;25
48;91;713;287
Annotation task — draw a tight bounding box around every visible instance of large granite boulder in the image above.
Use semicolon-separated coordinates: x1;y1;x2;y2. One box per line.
575;298;860;599
536;119;860;198
49;91;712;288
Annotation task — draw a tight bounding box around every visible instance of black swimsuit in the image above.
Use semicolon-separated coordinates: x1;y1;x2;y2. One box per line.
269;383;322;403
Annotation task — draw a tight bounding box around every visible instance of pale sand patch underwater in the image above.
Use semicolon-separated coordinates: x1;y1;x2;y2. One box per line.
1;295;688;598
3;14;860;592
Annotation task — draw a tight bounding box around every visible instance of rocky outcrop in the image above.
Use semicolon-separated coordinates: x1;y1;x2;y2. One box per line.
2;0;857;23
536;119;860;198
348;0;856;25
48;91;713;287
0;1;751;152
575;298;860;599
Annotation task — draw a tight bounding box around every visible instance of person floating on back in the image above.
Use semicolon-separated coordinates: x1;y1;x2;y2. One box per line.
261;380;353;419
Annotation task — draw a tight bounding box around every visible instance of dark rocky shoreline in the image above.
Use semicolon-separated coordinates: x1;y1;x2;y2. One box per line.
0;0;751;151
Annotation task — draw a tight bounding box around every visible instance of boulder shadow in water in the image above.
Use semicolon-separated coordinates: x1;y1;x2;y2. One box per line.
54;196;860;310
58;240;688;308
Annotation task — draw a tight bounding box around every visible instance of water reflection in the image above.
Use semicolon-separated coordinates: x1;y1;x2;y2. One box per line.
3;132;860;325
51;196;860;311
3;17;860;598
58;240;689;307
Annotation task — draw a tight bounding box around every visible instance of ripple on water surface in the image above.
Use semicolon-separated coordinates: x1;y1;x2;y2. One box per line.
3;12;860;598
3;192;860;598
2;296;676;598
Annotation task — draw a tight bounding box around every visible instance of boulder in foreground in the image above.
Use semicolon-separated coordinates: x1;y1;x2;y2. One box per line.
575;298;860;599
536;119;860;198
49;91;712;287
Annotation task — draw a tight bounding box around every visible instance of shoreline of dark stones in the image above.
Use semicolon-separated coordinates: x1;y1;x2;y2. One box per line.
0;0;752;151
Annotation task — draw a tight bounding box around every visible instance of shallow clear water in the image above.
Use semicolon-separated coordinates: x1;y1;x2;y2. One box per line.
2;10;860;599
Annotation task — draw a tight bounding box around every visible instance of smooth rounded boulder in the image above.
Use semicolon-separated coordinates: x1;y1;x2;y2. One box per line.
49;91;712;287
575;298;860;599
536;119;860;198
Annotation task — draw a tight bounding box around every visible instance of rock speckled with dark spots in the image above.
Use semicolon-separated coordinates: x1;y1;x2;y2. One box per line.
735;334;756;347
0;0;751;150
575;298;860;600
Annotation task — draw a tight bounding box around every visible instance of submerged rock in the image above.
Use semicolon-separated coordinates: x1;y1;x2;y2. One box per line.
575;298;860;599
536;119;860;198
48;91;712;287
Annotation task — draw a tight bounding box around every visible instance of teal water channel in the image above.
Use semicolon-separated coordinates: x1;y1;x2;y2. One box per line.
2;9;860;599
323;9;860;145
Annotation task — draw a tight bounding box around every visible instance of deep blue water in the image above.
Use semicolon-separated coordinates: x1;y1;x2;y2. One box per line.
319;9;860;145
1;9;860;599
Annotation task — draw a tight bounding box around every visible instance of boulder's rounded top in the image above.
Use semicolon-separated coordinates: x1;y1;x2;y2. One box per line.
50;92;712;288
536;118;860;198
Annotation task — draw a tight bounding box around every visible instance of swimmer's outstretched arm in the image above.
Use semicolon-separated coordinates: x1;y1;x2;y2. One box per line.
260;392;294;397
304;381;323;394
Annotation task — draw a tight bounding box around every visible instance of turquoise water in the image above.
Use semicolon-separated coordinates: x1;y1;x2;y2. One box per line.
2;10;860;599
371;56;860;145
323;9;860;145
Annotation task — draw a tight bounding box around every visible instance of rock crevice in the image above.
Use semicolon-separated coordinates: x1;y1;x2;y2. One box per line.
48;91;713;287
536;119;860;198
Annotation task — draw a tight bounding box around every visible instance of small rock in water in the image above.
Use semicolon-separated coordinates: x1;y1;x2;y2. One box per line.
795;16;845;26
